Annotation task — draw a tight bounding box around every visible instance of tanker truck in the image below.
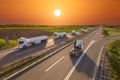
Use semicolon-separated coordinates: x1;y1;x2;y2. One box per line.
18;35;48;48
54;32;66;40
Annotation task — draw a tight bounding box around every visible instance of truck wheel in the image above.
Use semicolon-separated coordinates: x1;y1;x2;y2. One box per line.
23;45;27;48
54;38;56;40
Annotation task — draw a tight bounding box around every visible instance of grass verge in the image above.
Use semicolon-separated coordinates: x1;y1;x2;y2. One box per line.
103;26;120;37
106;38;120;80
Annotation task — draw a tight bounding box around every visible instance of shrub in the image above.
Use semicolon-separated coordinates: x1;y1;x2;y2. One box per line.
0;39;17;50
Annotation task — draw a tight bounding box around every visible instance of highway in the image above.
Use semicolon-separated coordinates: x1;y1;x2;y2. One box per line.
0;33;79;66
7;27;107;80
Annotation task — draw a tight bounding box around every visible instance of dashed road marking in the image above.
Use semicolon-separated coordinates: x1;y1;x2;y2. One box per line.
45;56;65;72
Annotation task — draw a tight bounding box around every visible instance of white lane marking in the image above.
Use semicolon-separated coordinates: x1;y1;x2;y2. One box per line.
92;42;106;80
45;56;65;72
64;29;100;80
16;48;35;56
64;40;96;80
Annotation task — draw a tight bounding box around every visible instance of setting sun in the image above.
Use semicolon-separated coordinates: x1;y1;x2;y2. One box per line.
54;9;61;17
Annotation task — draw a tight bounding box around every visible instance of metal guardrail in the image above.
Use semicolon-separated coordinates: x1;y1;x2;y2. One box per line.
28;31;92;62
95;50;110;80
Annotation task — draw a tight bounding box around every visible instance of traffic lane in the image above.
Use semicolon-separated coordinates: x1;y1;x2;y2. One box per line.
53;36;69;45
0;35;73;66
0;33;74;55
0;47;18;58
63;27;102;80
69;54;95;80
69;36;120;80
0;39;49;59
37;39;98;80
0;46;18;54
48;34;73;46
83;27;102;50
0;42;48;66
13;28;100;80
69;39;105;80
93;28;102;41
0;38;54;58
15;44;74;80
0;34;72;57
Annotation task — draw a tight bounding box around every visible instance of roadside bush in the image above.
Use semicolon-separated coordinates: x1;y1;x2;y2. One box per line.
103;30;109;37
0;39;6;49
0;39;17;50
9;40;17;46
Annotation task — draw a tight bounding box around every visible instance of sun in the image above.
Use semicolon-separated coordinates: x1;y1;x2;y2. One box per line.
54;9;61;16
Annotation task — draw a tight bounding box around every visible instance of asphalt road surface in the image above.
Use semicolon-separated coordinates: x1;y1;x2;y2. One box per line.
0;33;80;66
7;27;114;80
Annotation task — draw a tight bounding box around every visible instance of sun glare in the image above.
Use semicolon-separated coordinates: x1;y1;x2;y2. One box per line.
54;9;61;17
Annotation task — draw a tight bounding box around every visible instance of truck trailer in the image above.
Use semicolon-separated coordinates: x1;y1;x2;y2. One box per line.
18;36;48;48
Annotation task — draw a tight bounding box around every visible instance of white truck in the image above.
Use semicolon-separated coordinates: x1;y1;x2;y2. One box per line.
70;30;76;35
18;36;48;48
54;32;66;40
70;40;84;57
79;29;85;33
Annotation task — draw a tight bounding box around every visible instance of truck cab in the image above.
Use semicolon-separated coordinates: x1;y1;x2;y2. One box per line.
70;40;84;57
80;29;85;33
74;40;83;49
53;32;66;40
18;37;31;48
54;32;60;40
70;30;76;35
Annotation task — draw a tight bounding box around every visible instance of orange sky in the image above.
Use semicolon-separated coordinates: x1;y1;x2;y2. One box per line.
0;0;120;25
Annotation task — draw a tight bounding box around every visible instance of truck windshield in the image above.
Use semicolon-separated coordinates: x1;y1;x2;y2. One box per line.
19;41;24;44
54;34;57;36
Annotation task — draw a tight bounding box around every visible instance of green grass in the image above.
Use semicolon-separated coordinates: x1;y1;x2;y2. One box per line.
107;38;120;80
44;28;79;33
0;25;88;38
43;26;87;37
0;39;17;50
103;26;120;36
42;26;87;33
0;25;88;30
